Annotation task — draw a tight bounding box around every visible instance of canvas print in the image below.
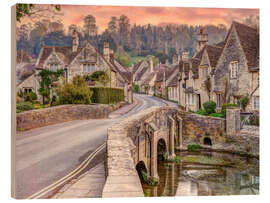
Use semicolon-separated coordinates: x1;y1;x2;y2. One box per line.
12;3;259;199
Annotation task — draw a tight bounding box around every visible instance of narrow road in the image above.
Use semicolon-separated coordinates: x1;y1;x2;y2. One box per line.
15;94;177;199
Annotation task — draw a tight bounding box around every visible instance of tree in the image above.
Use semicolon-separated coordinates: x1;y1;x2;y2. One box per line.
16;4;61;22
119;15;130;47
108;16;118;34
38;69;64;104
83;15;98;38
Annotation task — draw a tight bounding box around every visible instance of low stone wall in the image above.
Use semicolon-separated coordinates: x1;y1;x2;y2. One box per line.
181;113;226;145
16;104;120;131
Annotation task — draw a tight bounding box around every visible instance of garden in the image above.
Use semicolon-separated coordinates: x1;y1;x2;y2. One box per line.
16;70;125;113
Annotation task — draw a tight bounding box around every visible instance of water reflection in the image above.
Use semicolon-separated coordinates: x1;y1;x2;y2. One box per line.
141;151;259;197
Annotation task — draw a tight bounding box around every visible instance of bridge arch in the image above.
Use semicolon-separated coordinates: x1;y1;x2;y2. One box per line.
203;137;212;146
136;161;148;183
157;138;167;161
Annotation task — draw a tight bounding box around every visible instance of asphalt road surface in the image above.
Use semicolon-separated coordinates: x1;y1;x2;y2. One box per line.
15;94;178;199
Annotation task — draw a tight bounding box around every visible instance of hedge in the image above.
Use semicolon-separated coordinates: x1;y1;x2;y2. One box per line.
90;87;124;104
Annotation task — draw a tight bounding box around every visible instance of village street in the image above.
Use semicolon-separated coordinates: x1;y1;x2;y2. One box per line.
15;94;177;199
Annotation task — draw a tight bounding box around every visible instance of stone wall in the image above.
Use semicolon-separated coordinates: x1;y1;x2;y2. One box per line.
181;112;226;145
16;104;119;131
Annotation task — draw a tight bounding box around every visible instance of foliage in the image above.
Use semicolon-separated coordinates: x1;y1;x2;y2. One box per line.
246;114;259;126
16;4;61;22
203;100;216;114
239;94;249;111
187;144;201;152
16;101;34;112
25;92;37;102
196;108;208;116
221;103;238;117
56;75;93;104
85;71;110;86
90;87;124;104
209;112;225;118
134;84;140;93
38;69;64;104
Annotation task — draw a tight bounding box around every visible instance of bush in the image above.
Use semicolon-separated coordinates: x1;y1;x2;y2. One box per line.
16;101;34;112
25;92;37;102
240;94;249;111
134;84;140;93
221;103;238;117
203;101;216;114
57;75;93;104
196;109;208;116
90;87;124;104
209;112;225;118
187;144;201;152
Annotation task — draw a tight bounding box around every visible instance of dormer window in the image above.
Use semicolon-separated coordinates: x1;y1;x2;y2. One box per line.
230;61;238;79
50;64;58;72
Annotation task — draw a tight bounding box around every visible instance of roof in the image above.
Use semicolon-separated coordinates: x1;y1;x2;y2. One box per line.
167;74;178;87
142;72;155;85
133;61;143;73
135;66;148;81
37;46;83;67
155;65;175;82
233;21;259;69
205;45;223;68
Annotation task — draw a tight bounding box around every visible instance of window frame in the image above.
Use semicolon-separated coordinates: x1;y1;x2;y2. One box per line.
254;96;259;110
230;61;238;79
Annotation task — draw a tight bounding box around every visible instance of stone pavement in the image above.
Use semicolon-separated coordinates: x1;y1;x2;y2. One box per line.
53;162;105;198
109;97;141;118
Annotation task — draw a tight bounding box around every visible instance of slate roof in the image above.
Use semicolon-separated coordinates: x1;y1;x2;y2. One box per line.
133;61;143;73
155;65;175;82
205;45;223;68
37;46;83;67
167;74;178;87
142;72;155;85
135;66;148;81
232;21;259;70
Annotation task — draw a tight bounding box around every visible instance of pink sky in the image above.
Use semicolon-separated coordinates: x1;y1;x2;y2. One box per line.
20;4;259;32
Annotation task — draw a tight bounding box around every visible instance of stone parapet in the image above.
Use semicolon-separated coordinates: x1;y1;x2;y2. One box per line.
16;104;118;131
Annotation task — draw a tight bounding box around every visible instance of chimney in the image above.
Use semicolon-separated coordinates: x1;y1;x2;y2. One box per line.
172;54;178;65
196;28;208;53
150;56;154;73
182;51;189;62
72;30;79;52
103;42;110;61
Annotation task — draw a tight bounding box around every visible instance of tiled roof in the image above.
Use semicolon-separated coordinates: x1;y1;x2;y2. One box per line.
133;61;143;73
233;21;259;69
135;66;148;81
142;72;155;85
205;45;223;68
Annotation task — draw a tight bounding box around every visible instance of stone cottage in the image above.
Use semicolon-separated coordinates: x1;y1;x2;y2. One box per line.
213;21;259;112
17;31;133;103
177;22;259;112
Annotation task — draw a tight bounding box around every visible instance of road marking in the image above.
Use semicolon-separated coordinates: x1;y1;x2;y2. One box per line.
26;142;106;199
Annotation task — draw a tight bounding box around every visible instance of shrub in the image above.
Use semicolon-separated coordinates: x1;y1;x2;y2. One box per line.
203;101;216;114
134;84;140;93
16;101;34;112
25;92;37;102
239;94;249;111
90;87;124;104
196;109;208;116
57;75;93;104
209;112;225;118
247;114;259;126
187;144;201;152
221;103;238;117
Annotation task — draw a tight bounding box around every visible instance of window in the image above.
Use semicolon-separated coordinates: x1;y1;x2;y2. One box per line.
83;64;87;72
192;94;194;104
50;64;58;72
217;93;221;107
254;96;259;110
83;64;95;73
203;67;208;79
230;61;238;79
24;88;32;94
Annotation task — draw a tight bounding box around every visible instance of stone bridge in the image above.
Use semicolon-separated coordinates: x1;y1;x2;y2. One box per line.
102;106;242;197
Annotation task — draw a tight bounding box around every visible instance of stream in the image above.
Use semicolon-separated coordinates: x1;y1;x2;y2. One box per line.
142;151;259;197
